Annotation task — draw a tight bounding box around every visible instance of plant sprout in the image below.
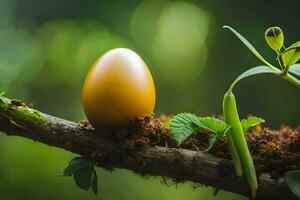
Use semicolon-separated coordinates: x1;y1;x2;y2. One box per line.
169;26;300;199
222;25;300;199
223;92;258;198
223;25;300;89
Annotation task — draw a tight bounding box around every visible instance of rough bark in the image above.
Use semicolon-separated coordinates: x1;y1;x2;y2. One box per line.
0;97;297;200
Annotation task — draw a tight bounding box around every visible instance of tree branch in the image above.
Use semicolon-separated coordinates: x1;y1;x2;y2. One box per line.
0;97;297;200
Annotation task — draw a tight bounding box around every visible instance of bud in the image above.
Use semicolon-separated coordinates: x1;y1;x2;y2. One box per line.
265;27;284;51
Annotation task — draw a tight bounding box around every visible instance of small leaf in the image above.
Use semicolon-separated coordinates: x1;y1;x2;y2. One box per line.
199;117;231;136
286;41;300;50
92;170;98;194
170;114;231;149
63;157;92;176
282;49;297;67
73;164;94;190
0;92;5;97
229;66;280;91
241;116;265;133
223;26;273;67
169;113;209;146
289;64;300;77
204;134;218;152
63;156;97;193
198;117;230;152
281;41;300;66
285;170;300;198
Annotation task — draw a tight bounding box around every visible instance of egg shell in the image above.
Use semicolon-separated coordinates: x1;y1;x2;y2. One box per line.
82;48;156;127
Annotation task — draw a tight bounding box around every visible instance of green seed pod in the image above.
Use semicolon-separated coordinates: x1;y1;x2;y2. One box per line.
223;91;258;199
265;27;284;51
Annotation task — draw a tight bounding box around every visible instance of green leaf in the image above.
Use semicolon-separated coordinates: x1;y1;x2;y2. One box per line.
169;113;209;145
73;164;94;190
229;65;281;91
63;157;92;176
281;41;300;66
282;49;296;67
286;41;300;50
289;64;300;77
204;134;218;152
170;114;231;147
0;92;5;97
198;117;230;152
223;25;273;67
63;156;97;194
285;170;300;198
241;116;265;133
199;117;231;136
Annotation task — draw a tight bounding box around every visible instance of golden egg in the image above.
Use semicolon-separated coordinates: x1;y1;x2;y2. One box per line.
82;48;156;127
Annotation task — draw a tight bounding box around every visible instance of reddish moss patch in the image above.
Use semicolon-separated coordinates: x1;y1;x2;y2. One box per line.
79;120;94;129
11;99;24;106
86;114;300;178
246;126;300;178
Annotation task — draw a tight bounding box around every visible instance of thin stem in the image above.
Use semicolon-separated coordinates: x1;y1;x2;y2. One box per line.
277;58;283;70
229;63;300;92
191;142;200;152
276;50;285;70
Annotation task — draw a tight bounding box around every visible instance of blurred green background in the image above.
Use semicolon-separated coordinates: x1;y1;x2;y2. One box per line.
0;0;300;199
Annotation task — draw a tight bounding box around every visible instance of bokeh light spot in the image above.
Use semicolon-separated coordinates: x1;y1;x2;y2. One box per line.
152;1;210;83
